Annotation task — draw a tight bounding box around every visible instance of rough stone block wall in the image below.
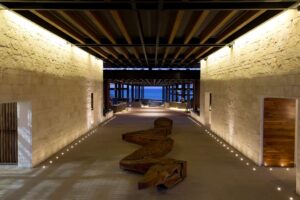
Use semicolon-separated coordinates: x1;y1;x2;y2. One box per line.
197;10;300;191
0;10;104;166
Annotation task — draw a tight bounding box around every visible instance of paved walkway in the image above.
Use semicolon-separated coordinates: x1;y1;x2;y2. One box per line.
0;108;298;200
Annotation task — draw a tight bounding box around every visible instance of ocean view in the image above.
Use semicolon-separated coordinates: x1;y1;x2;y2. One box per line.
143;87;162;100
110;86;162;100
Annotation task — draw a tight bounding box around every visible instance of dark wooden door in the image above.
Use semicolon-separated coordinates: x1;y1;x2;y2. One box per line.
0;103;18;164
263;98;296;167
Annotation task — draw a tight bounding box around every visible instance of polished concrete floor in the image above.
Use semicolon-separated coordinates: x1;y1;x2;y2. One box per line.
0;108;298;200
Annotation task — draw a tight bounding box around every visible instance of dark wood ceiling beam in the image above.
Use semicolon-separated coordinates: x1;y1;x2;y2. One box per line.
84;11;134;65
31;10;84;43
2;1;296;10
197;10;266;60
75;43;226;47
181;10;238;63
170;11;209;65
162;10;184;66
155;0;163;67
106;53;197;59
110;10;142;65
30;10;120;64
131;0;148;66
104;70;200;80
57;11;128;66
186;10;266;66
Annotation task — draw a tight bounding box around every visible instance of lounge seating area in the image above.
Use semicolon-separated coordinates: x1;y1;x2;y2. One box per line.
165;102;188;110
111;102;128;113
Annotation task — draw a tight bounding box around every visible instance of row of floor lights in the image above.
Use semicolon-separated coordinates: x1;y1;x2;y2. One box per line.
42;129;98;169
203;129;294;200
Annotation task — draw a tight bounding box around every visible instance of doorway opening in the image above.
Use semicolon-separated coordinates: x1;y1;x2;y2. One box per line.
0;102;18;165
263;98;296;167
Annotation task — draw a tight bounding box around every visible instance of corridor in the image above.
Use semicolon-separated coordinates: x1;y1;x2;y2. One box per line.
0;108;297;200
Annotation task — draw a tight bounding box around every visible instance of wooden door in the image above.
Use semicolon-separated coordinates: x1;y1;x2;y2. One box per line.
263;98;296;167
0;103;18;164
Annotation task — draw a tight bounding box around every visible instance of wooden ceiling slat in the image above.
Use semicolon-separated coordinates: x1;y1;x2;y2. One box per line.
30;10;114;61
110;10;142;65
162;10;185;66
57;10;128;66
131;0;148;66
181;10;238;63
2;1;296;11
31;11;84;44
195;10;266;61
170;11;209;65
155;0;163;67
84;11;134;65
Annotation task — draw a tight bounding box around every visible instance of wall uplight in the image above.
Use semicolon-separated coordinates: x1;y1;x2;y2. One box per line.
227;42;234;48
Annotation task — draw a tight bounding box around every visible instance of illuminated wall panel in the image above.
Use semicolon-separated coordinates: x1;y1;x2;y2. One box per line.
0;10;104;166
192;9;300;192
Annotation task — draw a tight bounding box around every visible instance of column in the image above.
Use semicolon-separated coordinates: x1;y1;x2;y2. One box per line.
131;85;134;101
137;85;140;100
126;84;129;101
104;80;110;111
187;82;191;104
114;83;118;98
167;85;170;102
182;83;186;101
176;84;179;102
162;86;165;102
171;85;175;102
194;80;200;111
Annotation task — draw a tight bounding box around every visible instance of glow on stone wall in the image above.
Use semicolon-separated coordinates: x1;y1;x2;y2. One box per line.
201;10;298;66
1;9;103;74
3;9;67;47
234;10;295;48
205;45;231;67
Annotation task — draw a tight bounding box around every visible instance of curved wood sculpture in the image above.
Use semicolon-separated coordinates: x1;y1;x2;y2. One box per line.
120;117;187;190
154;117;173;135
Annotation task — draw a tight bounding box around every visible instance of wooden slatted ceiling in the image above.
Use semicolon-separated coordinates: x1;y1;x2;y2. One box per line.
263;98;296;167
3;0;295;68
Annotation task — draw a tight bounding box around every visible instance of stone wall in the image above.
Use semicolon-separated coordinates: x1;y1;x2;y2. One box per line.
0;10;105;166
193;10;300;192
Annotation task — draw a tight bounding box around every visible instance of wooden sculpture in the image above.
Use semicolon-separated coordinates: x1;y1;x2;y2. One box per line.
154;117;173;135
120;117;187;190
